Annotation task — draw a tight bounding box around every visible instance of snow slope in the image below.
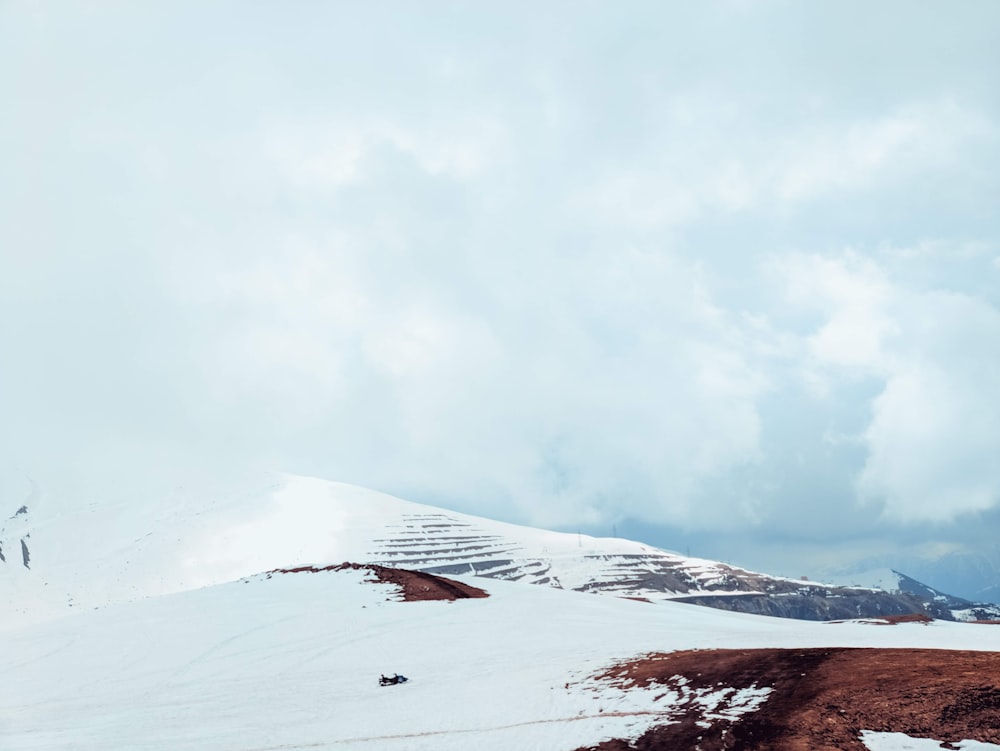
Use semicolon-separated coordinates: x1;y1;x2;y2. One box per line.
3;564;1000;751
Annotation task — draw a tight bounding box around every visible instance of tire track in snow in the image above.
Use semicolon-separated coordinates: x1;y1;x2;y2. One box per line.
0;636;78;671
240;709;673;749
137;614;303;698
271;608;450;678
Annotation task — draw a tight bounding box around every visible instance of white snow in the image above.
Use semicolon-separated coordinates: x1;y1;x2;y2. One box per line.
861;731;1000;750
3;564;1000;750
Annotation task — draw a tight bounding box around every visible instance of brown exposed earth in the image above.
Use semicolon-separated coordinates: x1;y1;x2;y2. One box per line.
263;562;489;601
577;647;1000;751
826;613;934;625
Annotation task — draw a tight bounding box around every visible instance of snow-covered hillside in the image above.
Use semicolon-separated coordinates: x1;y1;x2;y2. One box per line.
3;473;996;629
3;562;1000;751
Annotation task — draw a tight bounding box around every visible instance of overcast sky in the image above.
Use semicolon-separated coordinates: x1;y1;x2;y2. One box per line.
3;1;1000;578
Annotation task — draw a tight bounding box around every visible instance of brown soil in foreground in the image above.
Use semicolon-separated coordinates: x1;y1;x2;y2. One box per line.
264;562;489;601
577;647;1000;751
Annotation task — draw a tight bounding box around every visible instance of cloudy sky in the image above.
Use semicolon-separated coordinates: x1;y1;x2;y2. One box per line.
3;1;1000;580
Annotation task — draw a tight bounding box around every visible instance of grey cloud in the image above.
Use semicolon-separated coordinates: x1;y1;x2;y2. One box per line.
3;1;1000;581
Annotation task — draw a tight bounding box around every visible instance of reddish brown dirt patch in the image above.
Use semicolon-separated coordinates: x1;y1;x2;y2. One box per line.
264;562;489;601
578;648;1000;751
826;613;932;626
880;613;933;624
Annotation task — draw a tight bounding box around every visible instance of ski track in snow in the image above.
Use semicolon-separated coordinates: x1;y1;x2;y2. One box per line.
244;710;675;750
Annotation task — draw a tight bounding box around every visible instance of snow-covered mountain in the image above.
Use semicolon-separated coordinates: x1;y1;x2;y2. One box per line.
828;553;1000;606
4;473;1000;750
4;473;997;627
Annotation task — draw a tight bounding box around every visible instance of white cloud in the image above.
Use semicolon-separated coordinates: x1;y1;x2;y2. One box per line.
571;98;994;232
262;114;510;191
265;127;368;190
570;169;705;229
859;360;1000;521
206;242;770;530
856;290;1000;521
776;252;898;374
774;252;1000;523
774;110;921;203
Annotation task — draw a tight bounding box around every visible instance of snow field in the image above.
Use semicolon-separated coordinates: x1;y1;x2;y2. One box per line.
4;565;1000;750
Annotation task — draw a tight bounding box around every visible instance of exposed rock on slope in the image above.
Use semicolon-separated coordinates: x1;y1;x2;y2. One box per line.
0;502;31;569
671;590;952;622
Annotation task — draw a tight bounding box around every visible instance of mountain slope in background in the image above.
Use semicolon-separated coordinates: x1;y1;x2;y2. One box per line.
827;553;1000;606
824;567;1000;622
4;473;998;627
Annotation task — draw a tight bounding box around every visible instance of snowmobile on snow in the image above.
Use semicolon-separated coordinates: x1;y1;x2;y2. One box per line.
379;673;408;686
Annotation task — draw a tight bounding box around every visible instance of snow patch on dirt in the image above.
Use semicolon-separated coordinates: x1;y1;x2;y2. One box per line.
861;730;1000;750
579;662;772;742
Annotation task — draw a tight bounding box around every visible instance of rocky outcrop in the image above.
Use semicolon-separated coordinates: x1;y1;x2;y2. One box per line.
1;501;31;570
672;590;952;621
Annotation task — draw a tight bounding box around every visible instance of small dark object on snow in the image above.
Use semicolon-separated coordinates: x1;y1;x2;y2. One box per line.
379;673;408;686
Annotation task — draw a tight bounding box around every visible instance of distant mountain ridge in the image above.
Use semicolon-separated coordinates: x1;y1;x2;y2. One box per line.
3;473;999;625
826;553;1000;606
